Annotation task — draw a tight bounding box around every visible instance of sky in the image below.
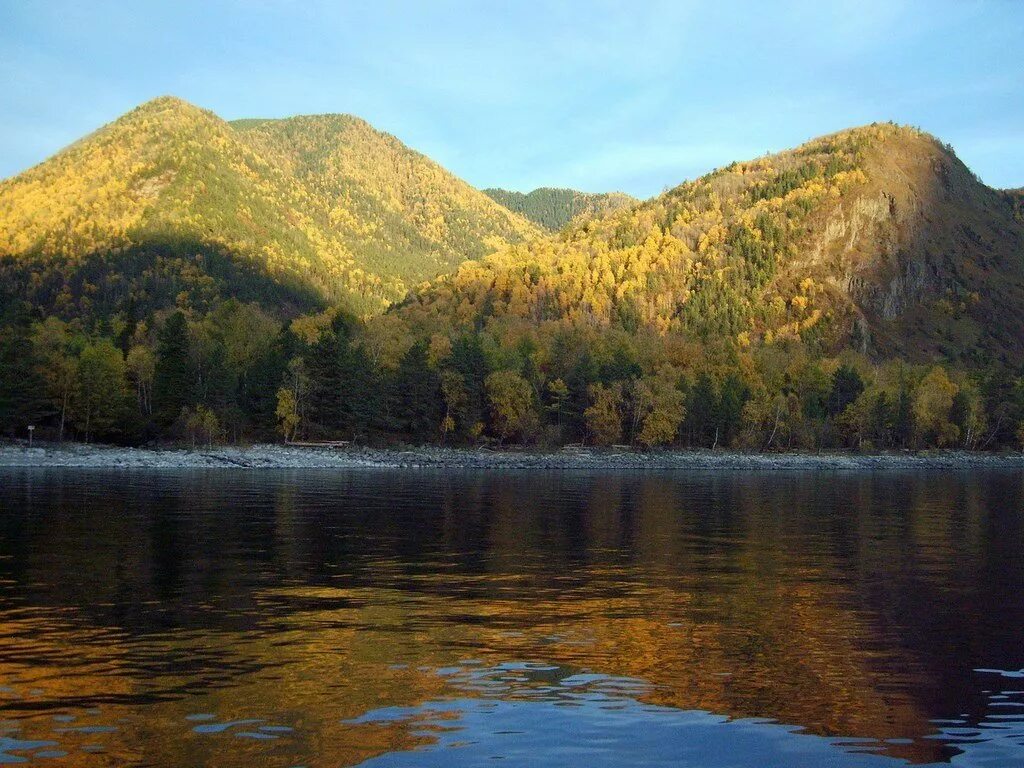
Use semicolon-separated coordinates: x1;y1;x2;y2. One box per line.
0;0;1021;198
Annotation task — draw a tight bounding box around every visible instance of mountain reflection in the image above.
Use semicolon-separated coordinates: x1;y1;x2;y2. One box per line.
0;469;1022;766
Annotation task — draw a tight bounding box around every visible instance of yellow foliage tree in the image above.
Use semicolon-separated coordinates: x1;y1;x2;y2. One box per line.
485;370;538;443
585;383;623;445
635;369;686;447
913;367;959;447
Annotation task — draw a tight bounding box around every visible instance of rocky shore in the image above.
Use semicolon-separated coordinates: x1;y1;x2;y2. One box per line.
2;442;1023;470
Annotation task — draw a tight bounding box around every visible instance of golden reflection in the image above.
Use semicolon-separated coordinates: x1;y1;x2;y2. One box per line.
0;470;1021;766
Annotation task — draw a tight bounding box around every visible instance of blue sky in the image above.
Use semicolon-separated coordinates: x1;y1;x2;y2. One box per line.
0;0;1021;197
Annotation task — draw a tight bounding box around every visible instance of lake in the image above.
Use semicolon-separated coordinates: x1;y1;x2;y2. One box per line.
0;468;1022;767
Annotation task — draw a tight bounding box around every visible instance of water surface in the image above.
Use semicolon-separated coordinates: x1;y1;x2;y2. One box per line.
0;468;1022;766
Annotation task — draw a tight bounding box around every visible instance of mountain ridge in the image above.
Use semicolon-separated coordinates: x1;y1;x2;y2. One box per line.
0;95;541;319
400;122;1024;366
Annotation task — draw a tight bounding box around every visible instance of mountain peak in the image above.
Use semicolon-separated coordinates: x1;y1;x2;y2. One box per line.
126;95;212;122
0;97;540;318
411;123;1024;365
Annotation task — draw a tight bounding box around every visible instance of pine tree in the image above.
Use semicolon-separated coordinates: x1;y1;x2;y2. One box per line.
716;374;749;448
685;373;718;446
387;341;442;443
0;320;47;437
338;342;378;440
448;335;489;437
829;364;865;416
154;311;194;428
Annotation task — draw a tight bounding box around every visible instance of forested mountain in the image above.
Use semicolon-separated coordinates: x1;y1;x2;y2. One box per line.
3;116;1024;452
0;96;540;321
409;124;1024;366
483;187;636;230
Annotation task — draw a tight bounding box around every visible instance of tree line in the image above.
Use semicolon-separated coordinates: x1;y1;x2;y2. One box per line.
3;297;1023;451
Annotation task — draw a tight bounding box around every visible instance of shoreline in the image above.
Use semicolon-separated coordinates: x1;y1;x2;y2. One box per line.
2;442;1024;470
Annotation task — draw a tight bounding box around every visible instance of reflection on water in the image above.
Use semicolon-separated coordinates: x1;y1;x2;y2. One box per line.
0;468;1022;766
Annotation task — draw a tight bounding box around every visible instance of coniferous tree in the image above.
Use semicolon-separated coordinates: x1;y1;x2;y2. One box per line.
304;332;342;437
829;365;865;416
387;341;442;443
0;320;47;437
338;342;378;441
154;311;194;429
564;351;599;442
685;374;718;447
894;385;915;447
448;335;489;438
716;374;749;448
241;344;286;438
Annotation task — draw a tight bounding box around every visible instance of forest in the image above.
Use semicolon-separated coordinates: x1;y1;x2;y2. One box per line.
482;187;636;231
3;106;1024;453
2;293;1022;451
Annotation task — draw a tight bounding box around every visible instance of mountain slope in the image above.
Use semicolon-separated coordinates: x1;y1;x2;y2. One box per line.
0;96;541;319
402;124;1024;366
483;187;636;231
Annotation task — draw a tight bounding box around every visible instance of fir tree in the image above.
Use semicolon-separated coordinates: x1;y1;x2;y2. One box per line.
154;311;194;428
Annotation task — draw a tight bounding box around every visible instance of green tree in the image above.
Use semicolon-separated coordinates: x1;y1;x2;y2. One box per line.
828;364;865;417
303;329;343;436
585;383;623;445
448;335;489;438
0;320;47;437
440;370;467;443
485;369;538;443
74;340;131;442
716;373;749;448
338;341;379;440
154;311;193;429
684;373;717;447
894;384;915;447
387;341;442;443
31;317;82;441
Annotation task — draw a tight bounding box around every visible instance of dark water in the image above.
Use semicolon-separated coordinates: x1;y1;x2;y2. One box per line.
0;469;1023;767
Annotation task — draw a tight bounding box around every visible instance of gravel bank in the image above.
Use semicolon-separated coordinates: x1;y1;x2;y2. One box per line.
2;442;1023;470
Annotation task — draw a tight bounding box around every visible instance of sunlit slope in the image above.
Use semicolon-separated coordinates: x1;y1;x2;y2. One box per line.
232;114;540;293
404;124;1024;365
483;187;637;231
0;96;541;318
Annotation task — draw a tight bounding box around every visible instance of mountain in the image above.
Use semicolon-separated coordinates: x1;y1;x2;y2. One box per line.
0;96;541;320
483;187;636;231
4;118;1024;449
403;123;1024;367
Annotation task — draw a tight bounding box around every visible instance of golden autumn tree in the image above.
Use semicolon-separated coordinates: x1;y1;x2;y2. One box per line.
485;370;538;443
585;383;624;445
913;367;959;447
634;368;686;447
